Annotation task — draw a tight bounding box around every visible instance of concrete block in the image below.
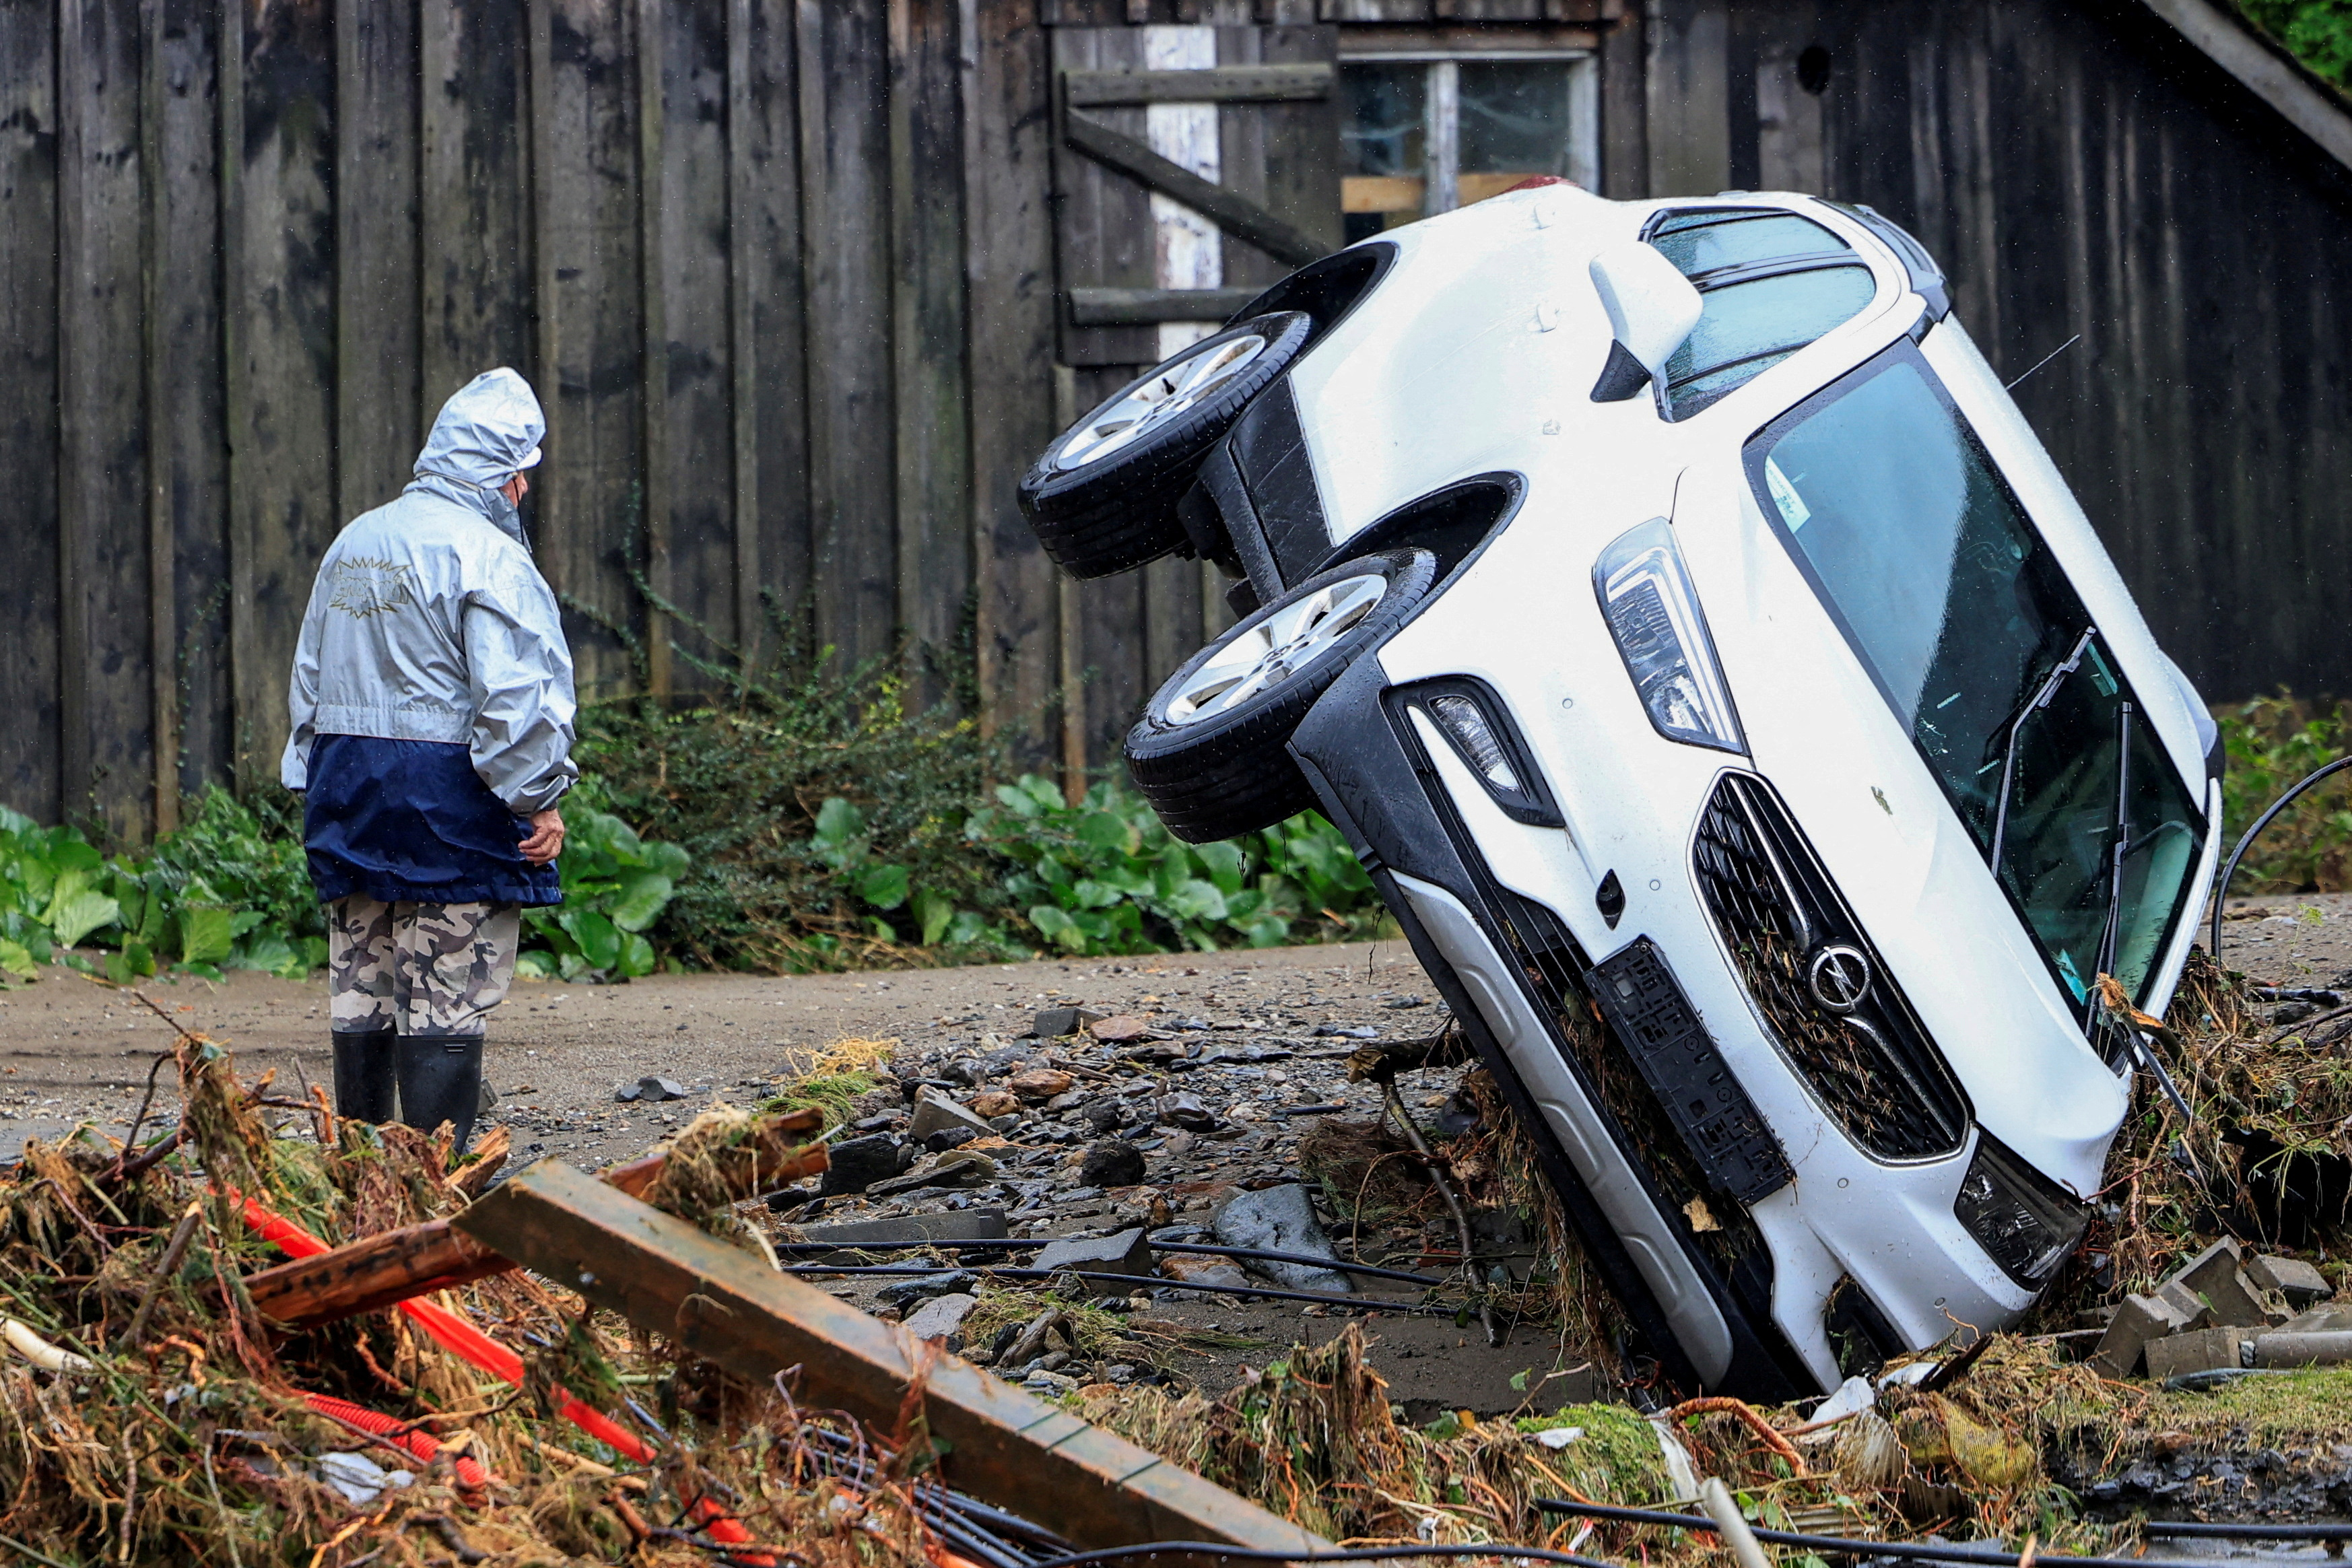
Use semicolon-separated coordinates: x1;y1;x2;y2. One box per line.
2167;1238;2291;1328
1032;1007;1106;1039
2281;1303;2352;1335
2153;1279;2214;1332
1034;1227;1154;1278
2145;1327;2251;1383
2248;1254;2332;1309
2091;1293;2198;1379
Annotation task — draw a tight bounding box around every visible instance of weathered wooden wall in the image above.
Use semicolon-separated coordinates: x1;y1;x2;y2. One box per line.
1644;0;2352;707
0;0;997;842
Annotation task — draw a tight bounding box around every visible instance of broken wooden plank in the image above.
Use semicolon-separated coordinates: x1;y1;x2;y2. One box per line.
244;1109;826;1330
456;1159;1329;1555
1063;63;1331;106
1066;285;1260;325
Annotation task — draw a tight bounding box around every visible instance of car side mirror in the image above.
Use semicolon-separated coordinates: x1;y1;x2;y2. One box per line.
1588;242;1703;403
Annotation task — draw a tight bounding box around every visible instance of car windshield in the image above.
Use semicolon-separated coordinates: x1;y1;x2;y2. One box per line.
1743;345;2205;1011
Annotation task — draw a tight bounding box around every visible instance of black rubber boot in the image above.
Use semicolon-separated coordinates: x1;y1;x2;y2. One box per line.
330;1028;398;1124
395;1035;484;1153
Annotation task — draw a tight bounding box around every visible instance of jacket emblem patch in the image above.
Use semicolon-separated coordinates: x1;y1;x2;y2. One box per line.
327;558;421;619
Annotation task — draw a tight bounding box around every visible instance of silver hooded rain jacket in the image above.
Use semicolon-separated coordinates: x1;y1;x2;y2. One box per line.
281;368;578;815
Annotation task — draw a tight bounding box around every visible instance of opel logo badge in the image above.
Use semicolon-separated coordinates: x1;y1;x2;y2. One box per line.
1807;945;1871;1013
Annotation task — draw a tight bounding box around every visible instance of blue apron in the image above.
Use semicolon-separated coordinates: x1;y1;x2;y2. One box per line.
303;735;562;907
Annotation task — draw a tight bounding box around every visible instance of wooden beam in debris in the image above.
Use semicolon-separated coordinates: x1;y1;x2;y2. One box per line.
1063;64;1331;106
456;1159;1329;1555
243;1110;826;1330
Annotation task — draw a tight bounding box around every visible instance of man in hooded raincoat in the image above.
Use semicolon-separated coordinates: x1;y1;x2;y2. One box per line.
282;368;576;1151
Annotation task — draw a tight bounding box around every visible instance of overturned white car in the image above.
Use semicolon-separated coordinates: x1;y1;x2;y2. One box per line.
1017;186;2221;1399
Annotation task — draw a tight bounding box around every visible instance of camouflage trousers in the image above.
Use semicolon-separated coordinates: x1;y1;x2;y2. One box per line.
327;897;520;1039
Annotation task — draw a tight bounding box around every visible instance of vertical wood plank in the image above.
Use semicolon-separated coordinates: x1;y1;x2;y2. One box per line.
59;0;155;839
634;0;671;696
964;0;1064;771
527;0;558;568
1598;0;1644;195
798;0;898;673
154;0;229;805
1215;20;1338;295
727;0;760;672
226;0;338;788
1644;0;1730;198
1050;27;1157;369
737;0;813;676
141;0;176;831
0;0;63;821
539;0;646;704
419;0;530;411
335;0;419;526
654;0;736;685
890;0;974;708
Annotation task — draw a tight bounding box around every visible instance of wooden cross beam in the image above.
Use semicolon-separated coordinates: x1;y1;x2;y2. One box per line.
455;1159;1329;1556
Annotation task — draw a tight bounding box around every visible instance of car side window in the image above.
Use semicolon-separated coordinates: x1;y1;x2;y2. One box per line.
1644;209;1878;419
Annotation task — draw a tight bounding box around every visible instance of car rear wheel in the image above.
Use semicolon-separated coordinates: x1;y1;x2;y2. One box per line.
1127;549;1439;842
1018;312;1312;580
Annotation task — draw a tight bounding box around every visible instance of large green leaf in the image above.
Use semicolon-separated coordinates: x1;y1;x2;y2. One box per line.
607;867;674;932
857;862;910;910
1163;879;1228;922
46;877;122;949
615;931;656;978
0;938;34;982
178;906;236;965
560;909;622;972
912;887;954;947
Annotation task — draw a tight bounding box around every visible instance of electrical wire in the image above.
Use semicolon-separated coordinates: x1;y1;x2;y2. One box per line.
2143;1520;2352;1541
1531;1499;2233;1568
2209;754;2352;959
766;1235;1444;1289
775;1262;1461;1314
1019;1542;1619;1568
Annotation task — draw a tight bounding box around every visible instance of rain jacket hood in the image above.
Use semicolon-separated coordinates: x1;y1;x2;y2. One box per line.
280;369;576;815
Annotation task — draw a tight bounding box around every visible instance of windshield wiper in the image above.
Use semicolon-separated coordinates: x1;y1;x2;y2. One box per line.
1988;627;2097;868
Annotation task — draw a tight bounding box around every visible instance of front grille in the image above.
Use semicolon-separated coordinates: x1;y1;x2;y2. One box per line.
1693;774;1970;1161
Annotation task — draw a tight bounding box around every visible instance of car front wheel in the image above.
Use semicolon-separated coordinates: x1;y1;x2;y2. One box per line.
1126;549;1439;843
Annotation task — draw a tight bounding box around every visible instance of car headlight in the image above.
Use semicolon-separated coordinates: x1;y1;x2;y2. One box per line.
1953;1133;2090;1288
1592;519;1746;753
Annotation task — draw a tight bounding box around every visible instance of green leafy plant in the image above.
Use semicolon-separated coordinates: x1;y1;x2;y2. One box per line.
516;782;690;980
2236;0;2352;92
2217;693;2352;894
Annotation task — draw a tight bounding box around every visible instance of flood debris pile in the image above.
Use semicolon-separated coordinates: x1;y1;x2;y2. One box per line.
0;1019;1053;1566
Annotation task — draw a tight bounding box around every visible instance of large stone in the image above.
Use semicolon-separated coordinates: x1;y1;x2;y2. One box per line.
1009;1068;1076;1103
2091;1293;2199;1379
1212;1183;1351;1294
1032;1006;1106;1039
1157;1092;1216;1132
1090;1015;1149;1043
2145;1327;2251;1382
1080;1140;1147;1189
1034;1227;1154;1278
819;1133;904;1197
969;1090;1021;1119
866;1148;999;1197
878;1270;979;1308
2248;1254;2333;1309
1081;1099;1127;1133
781;1210;1009;1252
902;1293;979;1342
1160;1254;1251;1292
908;1091;994;1144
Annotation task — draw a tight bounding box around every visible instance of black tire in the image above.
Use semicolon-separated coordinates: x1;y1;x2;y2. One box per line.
1126;549;1440;842
1017;312;1313;580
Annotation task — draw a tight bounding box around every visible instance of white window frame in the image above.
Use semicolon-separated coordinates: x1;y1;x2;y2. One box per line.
1340;49;1600;221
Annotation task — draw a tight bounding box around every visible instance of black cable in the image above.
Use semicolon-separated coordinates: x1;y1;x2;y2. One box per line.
776;1263;1460;1315
2209;754;2352;960
768;1235;1443;1288
1021;1542;1618;1568
2143;1520;2352;1542
1531;1499;2230;1568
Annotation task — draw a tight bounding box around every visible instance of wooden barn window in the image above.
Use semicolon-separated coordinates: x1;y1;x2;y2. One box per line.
1340;50;1598;242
